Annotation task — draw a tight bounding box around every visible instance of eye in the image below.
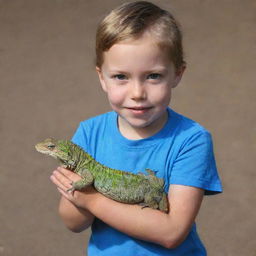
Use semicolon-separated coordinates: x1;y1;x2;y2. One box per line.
113;74;127;80
147;73;162;80
47;144;55;150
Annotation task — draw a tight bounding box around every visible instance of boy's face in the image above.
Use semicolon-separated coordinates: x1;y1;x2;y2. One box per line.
96;34;184;139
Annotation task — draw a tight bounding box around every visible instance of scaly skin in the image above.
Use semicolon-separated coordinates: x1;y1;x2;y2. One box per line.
35;138;168;212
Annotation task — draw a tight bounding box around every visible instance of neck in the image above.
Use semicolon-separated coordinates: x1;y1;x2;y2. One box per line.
118;111;168;140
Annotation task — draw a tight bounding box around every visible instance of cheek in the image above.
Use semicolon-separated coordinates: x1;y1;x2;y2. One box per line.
149;86;172;104
105;87;126;106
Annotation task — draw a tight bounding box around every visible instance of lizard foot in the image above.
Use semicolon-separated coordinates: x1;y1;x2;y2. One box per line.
138;203;150;210
67;182;75;193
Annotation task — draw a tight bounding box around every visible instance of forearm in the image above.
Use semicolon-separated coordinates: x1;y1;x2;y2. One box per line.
50;168;94;232
59;196;94;233
85;193;188;248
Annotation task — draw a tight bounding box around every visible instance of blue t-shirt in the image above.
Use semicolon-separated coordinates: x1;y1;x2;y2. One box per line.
72;108;222;256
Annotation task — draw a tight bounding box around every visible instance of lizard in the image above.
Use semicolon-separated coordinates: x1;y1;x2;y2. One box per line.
35;138;168;213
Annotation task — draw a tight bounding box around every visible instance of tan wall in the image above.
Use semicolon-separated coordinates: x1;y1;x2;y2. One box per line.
1;0;255;255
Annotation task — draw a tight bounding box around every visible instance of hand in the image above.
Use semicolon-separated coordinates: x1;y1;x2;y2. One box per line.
50;167;97;209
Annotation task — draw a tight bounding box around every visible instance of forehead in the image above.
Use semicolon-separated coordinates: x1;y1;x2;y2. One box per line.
102;34;173;71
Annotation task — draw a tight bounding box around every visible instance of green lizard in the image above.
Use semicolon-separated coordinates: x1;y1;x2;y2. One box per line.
35;138;168;213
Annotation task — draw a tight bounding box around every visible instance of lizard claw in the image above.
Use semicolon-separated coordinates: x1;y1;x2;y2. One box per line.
67;183;75;193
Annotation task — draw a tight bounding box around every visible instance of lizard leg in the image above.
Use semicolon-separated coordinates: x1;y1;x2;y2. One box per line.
139;192;159;210
67;170;93;192
139;201;158;210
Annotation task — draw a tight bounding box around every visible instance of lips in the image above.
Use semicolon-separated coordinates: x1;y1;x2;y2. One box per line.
127;106;152;110
126;106;153;115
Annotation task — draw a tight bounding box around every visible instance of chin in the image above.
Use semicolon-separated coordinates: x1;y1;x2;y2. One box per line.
127;119;156;129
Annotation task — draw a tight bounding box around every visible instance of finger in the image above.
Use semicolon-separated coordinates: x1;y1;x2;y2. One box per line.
56;187;77;204
50;170;73;191
50;173;69;192
57;167;81;181
57;187;73;199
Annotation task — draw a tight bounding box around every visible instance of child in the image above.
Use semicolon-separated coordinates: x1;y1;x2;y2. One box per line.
50;1;222;255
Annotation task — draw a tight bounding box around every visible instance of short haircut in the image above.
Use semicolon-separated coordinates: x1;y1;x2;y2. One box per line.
95;1;185;70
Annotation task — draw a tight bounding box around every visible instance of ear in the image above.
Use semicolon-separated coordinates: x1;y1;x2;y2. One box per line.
172;65;186;88
96;66;107;92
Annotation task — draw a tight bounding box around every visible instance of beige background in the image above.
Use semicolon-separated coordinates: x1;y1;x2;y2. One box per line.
1;0;256;255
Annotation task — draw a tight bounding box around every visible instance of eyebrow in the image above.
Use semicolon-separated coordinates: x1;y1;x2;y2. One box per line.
106;66;168;74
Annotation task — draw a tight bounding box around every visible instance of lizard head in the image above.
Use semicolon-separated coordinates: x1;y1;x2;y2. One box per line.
35;138;71;162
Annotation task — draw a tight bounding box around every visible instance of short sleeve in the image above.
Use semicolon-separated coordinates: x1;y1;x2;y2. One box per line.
71;122;89;150
169;131;222;195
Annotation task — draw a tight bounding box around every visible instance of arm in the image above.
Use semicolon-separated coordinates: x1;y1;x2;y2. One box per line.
58;196;94;233
51;168;95;233
52;167;204;248
87;184;203;248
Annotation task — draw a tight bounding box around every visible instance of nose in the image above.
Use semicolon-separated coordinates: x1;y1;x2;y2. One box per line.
130;80;146;101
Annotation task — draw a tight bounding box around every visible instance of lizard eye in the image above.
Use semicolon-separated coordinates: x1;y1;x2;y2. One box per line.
47;144;55;150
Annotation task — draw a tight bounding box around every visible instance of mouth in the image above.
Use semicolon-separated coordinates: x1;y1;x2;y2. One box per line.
126;106;153;115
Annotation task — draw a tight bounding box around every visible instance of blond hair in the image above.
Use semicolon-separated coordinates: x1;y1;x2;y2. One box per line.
95;1;185;70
